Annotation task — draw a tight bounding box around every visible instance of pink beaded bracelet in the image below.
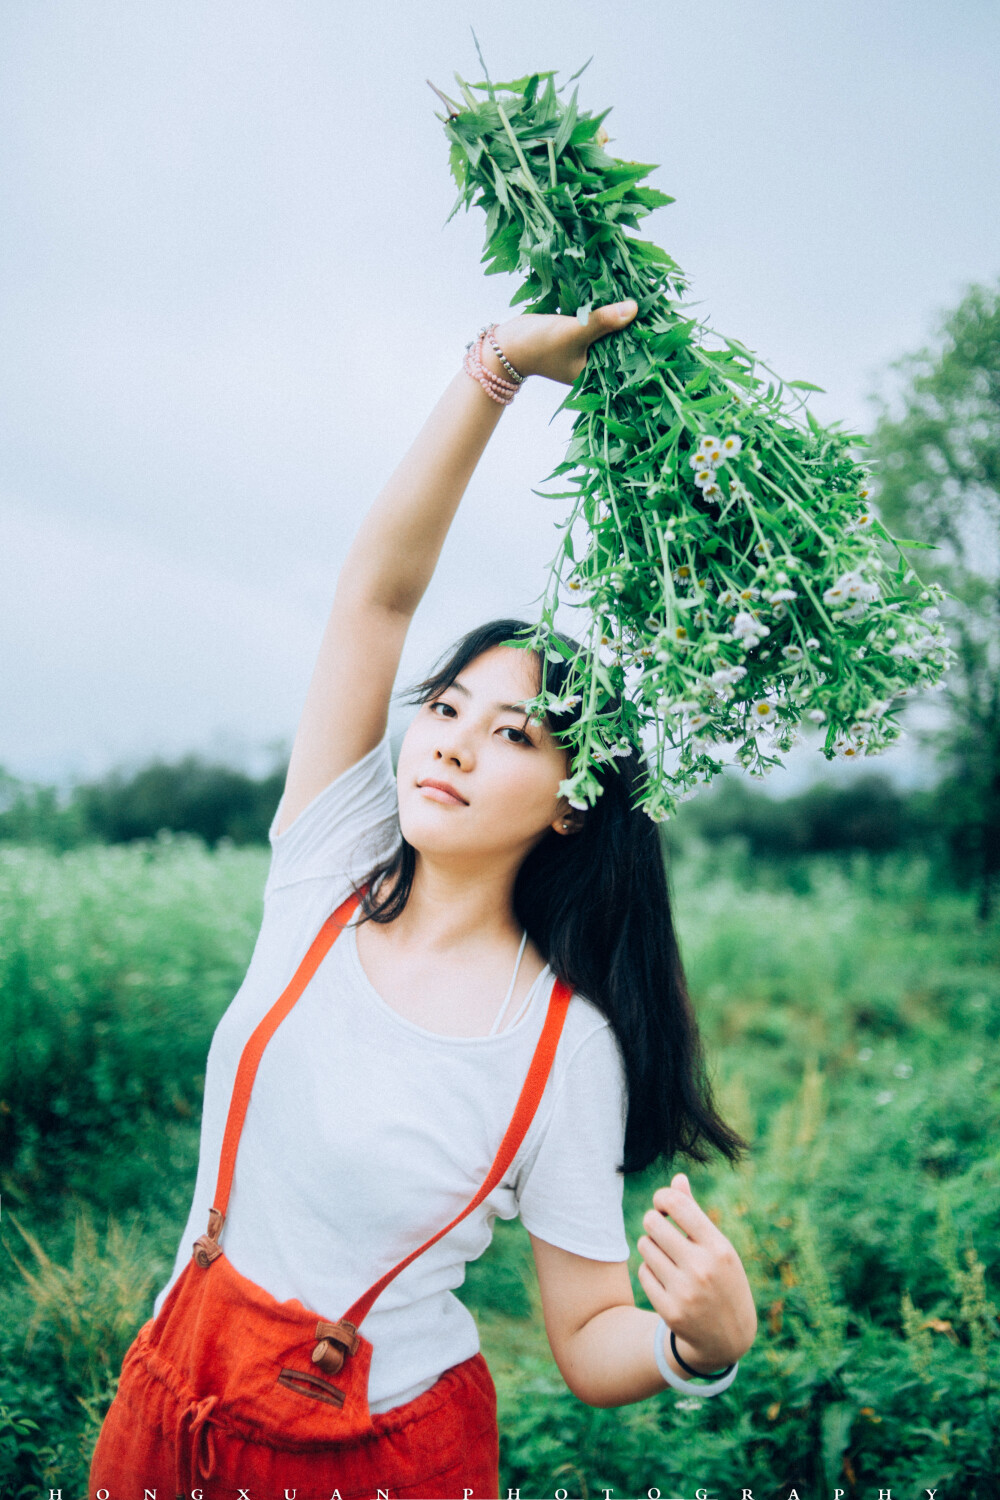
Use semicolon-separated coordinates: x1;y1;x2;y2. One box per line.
463;323;528;405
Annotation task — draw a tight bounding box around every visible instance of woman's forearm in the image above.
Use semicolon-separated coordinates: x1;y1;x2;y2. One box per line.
337;342;512;617
561;1305;722;1409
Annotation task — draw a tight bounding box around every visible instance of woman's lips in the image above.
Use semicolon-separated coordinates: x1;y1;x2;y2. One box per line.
417;782;467;805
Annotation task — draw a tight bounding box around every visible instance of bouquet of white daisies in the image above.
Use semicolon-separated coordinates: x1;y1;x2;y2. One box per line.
432;59;952;820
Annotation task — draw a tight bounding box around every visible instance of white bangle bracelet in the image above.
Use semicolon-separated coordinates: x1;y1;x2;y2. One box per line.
653;1319;739;1397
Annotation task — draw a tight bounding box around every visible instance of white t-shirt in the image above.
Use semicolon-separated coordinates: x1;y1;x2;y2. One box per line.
152;727;631;1412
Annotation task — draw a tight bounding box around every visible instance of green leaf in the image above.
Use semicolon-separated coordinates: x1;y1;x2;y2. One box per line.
625;238;679;268
553;86;579;158
562;392;606;412
491;161;511;212
894;538;938;549
632;187;675;210
601;417;642;442
787;380;826;393
592;180;637;206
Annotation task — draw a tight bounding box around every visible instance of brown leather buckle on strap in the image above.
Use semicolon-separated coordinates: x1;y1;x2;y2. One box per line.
192;1206;226;1269
311;1318;359;1374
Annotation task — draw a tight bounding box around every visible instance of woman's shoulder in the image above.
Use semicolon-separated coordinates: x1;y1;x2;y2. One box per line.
264;728;400;901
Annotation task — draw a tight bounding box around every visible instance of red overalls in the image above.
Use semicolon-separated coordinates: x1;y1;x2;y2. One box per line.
89;885;573;1499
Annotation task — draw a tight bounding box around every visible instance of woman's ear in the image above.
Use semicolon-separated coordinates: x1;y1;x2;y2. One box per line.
552;806;585;836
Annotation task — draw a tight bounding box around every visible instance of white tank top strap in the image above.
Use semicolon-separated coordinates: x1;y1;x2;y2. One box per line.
487;927;529;1037
502;960;551;1034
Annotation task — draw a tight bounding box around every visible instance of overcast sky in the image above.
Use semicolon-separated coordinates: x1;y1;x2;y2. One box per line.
2;0;998;794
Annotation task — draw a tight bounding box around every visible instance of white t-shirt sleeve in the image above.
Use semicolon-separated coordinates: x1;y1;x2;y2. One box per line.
515;1021;631;1262
264;728;401;900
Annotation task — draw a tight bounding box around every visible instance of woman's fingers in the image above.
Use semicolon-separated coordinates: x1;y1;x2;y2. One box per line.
639;1211;696;1269
581;299;639;344
651;1181;728;1251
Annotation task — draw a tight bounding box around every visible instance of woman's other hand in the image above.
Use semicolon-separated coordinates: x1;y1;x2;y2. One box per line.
488;301;639;387
636;1171;758;1375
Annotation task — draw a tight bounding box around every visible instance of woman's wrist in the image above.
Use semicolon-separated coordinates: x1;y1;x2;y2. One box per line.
478;338;514;384
672;1329;731;1376
653;1320;739;1398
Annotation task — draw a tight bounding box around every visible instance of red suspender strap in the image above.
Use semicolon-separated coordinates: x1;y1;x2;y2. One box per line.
208;887;367;1229
194;883;574;1324
342;967;571;1328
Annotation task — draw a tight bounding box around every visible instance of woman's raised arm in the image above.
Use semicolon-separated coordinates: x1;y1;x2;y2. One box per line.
274;301;638;836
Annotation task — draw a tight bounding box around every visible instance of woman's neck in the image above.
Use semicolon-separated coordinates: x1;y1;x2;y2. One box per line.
378;852;522;955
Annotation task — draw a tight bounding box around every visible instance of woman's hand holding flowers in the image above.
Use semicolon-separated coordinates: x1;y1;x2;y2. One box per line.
489;302;638;387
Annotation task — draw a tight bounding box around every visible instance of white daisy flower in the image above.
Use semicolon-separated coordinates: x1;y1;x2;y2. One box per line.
687;712;711;731
673;564;693;582
731;611;770;646
833;734;862;758
688;451;708;470
805;637;820;649
720;433;742;456
718;589;738;608
823;572;860;606
738;586;760;602
674;624;690;641
751;699;775;720
699;434;722;463
710;664;747;688
702;483;723;501
782;644;804;661
568;797;589;809
840;601;870;623
693;467;716;489
669;699;700;714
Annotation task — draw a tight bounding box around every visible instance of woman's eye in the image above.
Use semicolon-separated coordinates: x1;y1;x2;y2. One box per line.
429;702;530;745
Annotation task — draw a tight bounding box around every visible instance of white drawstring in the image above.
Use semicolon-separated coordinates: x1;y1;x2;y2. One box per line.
487;928;529;1037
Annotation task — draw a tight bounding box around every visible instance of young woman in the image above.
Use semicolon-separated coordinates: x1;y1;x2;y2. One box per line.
89;301;757;1498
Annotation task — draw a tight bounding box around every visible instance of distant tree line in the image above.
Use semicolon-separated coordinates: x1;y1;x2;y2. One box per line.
0;751;959;875
0;757;286;852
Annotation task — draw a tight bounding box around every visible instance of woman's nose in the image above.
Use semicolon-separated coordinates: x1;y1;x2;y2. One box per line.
434;729;472;766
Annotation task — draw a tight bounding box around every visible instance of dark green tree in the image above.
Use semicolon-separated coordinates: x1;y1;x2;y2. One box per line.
868;280;1000;920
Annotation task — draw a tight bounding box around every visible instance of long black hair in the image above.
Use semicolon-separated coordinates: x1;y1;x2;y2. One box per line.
349;617;749;1178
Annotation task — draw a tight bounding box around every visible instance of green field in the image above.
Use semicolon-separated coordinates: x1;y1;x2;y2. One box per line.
1;836;998;1496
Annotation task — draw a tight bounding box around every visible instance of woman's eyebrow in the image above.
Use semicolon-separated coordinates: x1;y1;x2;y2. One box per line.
449;679;533;715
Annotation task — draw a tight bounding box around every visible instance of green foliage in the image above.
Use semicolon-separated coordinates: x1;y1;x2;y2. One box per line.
0;754;286;850
0;838;262;1208
431;59;952;820
2;838;998;1491
868;279;1000;920
670;769;932;858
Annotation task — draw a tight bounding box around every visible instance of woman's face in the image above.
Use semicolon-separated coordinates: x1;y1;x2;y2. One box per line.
396;645;580;860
